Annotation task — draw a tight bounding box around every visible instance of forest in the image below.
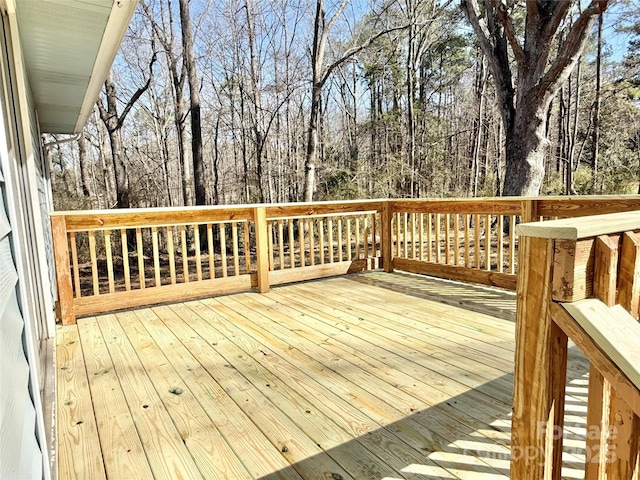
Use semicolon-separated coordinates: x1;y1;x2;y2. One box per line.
47;0;640;211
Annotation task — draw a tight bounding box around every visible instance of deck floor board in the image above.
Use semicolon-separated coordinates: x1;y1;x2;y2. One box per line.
57;272;589;480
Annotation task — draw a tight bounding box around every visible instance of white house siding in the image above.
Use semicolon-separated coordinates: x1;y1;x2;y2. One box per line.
0;5;53;479
0;133;42;480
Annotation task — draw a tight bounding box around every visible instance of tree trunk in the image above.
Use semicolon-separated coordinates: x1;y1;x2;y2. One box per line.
100;72;131;208
591;11;603;193
179;0;205;206
502;101;550;197
77;131;94;202
303;0;325;203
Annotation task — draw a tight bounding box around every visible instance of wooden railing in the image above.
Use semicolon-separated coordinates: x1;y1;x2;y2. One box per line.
50;201;385;325
389;198;524;290
50;196;640;325
512;210;640;479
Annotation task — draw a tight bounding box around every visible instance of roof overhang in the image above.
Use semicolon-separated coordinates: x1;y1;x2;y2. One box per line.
14;0;138;134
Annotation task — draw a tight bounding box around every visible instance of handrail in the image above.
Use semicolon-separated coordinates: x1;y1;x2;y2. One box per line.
513;210;640;479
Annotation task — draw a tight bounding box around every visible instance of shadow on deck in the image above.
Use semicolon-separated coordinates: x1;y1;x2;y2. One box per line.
258;273;589;480
56;272;589;480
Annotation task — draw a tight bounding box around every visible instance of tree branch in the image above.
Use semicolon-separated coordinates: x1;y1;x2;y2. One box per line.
538;0;609;98
461;0;493;56
543;0;572;41
325;0;349;35
96;97;108;121
116;51;158;130
321;24;408;86
489;0;524;64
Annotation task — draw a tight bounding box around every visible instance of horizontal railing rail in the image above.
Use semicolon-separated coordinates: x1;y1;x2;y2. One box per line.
50;196;640;325
512;209;640;480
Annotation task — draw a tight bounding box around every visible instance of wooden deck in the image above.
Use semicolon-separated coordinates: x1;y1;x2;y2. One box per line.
56;272;590;480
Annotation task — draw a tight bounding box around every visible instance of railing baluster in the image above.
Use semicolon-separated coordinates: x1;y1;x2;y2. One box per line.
411;213;416;260
121;229;131;291
419;213;424;261
104;230;115;293
267;221;275;271
454;214;460;266
474;215;480;269
298;218;305;267
136;228;145;289
435;214;441;264
328;218;334;263
371;213;377;260
337;218;343;262
278;220;284;270
207;224;214;279
232;222;240;276
355;217;361;259
194;225;202;281
243;221;251;274
402;213;408;258
497;215;503;273
346;217;352;261
485;214;491;271
464;214;470;268
70;231;80;297
288;219;295;268
180;225;189;283
254;207;269;293
426;213;432;262
509;215;516;274
168;226;177;284
308;218;315;266
152;227;161;287
362;216;368;261
395;212;401;258
88;231;99;295
219;223;227;278
318;218;325;264
444;213;450;265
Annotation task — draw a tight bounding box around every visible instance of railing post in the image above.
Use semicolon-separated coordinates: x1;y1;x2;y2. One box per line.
254;206;270;293
381;200;393;273
51;215;75;325
511;233;567;480
521;198;538;223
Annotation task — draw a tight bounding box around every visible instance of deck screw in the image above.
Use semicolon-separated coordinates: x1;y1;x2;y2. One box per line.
169;387;183;395
331;474;343;480
281;446;288;453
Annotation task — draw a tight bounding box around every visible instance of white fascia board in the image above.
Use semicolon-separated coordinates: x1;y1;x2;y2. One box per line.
73;0;138;133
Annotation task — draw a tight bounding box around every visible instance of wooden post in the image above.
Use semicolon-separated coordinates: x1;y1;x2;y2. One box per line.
51;216;75;325
254;207;270;293
511;235;567;480
381;201;393;273
521;199;538;223
585;235;618;480
609;231;640;479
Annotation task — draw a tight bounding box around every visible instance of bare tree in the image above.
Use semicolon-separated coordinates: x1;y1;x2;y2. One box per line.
462;0;610;196
97;56;156;208
141;0;191;206
303;0;408;202
179;0;206;205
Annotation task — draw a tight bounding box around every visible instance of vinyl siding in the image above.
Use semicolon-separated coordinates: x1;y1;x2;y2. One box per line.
0;6;48;479
0;157;42;480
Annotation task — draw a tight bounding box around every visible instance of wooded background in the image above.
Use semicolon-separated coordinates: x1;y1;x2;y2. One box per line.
47;0;640;210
